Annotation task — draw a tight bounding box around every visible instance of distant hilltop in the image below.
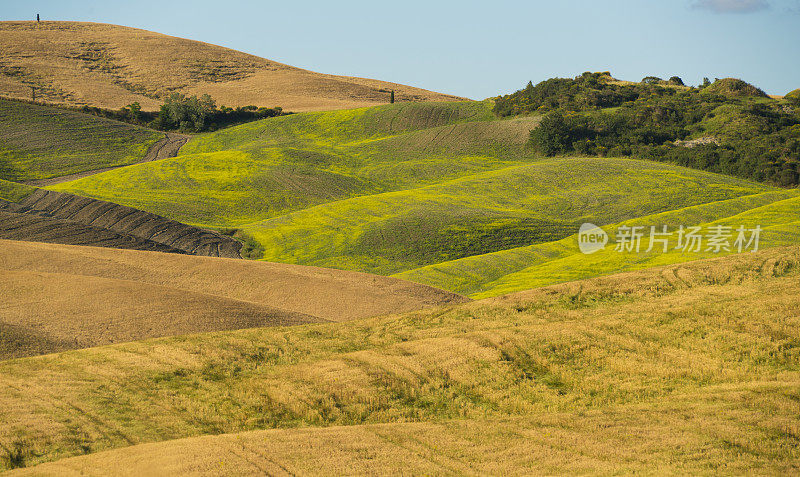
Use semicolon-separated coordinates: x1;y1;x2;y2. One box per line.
0;21;465;111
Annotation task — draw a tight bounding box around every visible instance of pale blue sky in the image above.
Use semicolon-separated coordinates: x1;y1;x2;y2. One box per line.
2;0;798;98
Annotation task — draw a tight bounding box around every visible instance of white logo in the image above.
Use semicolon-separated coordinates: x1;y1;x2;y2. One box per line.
578;223;608;254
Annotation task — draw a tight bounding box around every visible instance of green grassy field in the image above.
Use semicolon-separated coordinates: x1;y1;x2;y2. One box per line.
397;190;800;297
6;96;791;299
0;98;161;182
0;178;35;202
2;246;798;472
50;101;529;226
47;100;799;292
242;157;773;275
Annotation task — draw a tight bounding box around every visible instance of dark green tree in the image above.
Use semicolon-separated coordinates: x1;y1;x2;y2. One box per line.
530;111;572;156
157;93;216;132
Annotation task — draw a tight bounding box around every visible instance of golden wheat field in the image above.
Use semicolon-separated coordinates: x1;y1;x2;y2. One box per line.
1;246;798;474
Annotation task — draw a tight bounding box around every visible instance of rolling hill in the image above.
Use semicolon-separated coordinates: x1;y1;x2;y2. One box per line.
0;187;243;257
48;101;800;295
2;246;798;473
0;99;244;257
0;21;463;112
0;15;796;476
0;239;468;360
397;189;800;297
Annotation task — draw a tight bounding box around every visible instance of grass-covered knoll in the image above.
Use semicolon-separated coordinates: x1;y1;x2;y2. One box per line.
181;100;497;151
397;189;800;297
243;157;771;275
705;77;769;98
50;101;534;226
472;195;800;298
0;99;162;182
50;100;796;284
498;72;800;186
1;247;798;472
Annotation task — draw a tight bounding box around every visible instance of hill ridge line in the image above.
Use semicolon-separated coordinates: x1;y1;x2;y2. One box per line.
238;158;777;230
237;160;565;228
0;21;465;111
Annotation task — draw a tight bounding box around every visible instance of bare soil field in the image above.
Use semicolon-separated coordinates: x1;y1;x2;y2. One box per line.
0;209;186;253
0;21;464;112
0;239;468;359
0;268;324;360
0;188;242;257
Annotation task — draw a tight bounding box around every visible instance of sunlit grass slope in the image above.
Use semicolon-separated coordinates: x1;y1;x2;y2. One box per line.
49;100;792;281
0;178;35;202
2;246;798;472
0;99;161;182
397;189;800;297
243;157;771;274
50;101;526;226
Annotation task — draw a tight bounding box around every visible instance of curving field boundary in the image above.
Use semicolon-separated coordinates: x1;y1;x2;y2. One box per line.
0;188;242;257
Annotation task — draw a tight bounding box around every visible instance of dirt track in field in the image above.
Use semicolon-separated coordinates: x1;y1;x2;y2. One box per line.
0;239;469;359
145;132;191;161
0;188;241;257
25;132;191;186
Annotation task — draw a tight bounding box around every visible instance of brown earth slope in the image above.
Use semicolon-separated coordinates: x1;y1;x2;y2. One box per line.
0;21;465;112
0;239;469;359
0;268;324;360
0;188;242;257
0;209;187;253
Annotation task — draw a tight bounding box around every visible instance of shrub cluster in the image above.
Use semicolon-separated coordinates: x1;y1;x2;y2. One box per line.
78;93;285;132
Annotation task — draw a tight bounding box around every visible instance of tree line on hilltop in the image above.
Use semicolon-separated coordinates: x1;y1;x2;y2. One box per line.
496;72;800;186
78;93;286;132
